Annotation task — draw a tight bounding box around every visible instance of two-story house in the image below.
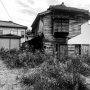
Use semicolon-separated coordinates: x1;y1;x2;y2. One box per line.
0;20;27;49
31;3;90;58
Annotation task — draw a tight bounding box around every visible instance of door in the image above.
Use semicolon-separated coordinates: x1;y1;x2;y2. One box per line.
55;44;68;60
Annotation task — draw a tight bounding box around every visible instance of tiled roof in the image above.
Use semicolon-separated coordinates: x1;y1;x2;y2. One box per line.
48;2;89;13
0;20;27;29
31;3;90;28
0;34;21;39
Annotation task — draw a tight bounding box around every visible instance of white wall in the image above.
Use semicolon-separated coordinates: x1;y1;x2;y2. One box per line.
0;27;26;43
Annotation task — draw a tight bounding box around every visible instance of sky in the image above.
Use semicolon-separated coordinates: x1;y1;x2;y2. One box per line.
0;0;90;29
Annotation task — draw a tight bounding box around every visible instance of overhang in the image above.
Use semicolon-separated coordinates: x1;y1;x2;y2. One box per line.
0;34;21;39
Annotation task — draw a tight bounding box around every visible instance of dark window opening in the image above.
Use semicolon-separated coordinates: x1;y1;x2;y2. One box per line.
53;19;69;33
21;31;24;37
0;30;3;35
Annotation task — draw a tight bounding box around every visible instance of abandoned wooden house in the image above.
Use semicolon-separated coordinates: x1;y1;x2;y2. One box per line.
27;3;90;57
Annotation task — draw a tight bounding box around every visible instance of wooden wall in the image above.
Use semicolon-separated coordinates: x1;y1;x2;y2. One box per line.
68;44;90;56
69;20;81;38
42;14;68;54
33;14;87;57
43;15;54;41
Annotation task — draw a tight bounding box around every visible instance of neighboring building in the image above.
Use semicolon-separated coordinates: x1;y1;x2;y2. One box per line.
0;34;21;50
31;3;90;58
25;34;33;41
0;20;27;43
25;30;33;41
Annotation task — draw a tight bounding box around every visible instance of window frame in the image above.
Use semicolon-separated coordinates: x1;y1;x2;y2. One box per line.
21;31;25;37
53;19;69;33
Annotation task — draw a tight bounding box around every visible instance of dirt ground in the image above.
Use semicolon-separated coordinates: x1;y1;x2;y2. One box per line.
0;58;90;90
0;60;24;90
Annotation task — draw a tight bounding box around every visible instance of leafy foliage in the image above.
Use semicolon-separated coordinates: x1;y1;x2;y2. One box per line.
0;48;47;69
1;48;90;90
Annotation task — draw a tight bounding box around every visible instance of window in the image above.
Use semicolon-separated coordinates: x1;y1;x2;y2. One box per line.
11;31;18;35
75;44;81;55
0;30;3;35
21;31;24;37
53;19;69;33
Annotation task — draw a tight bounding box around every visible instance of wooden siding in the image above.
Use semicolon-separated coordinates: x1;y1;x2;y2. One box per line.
32;14;88;57
43;15;54;41
44;42;54;54
69;20;81;38
53;19;69;33
68;44;90;56
68;44;75;56
55;44;68;59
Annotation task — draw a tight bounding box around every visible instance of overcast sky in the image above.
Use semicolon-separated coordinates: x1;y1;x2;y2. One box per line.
0;0;90;29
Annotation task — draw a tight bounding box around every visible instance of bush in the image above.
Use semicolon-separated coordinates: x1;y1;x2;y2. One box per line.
20;57;74;90
1;48;90;90
0;48;48;69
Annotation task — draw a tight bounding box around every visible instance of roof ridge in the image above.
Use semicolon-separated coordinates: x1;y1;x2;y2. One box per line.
0;20;27;29
11;21;27;27
48;3;89;13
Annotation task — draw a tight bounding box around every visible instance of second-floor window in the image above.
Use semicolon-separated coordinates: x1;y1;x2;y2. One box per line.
21;31;24;37
0;30;3;35
53;19;69;33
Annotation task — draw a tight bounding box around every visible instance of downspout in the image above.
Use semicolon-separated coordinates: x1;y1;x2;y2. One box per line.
9;38;11;50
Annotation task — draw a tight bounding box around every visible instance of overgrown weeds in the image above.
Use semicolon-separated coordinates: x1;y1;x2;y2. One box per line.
0;48;47;69
0;48;90;90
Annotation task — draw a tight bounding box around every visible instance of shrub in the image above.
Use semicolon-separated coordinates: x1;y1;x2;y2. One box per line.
0;48;50;69
20;57;74;90
1;48;90;90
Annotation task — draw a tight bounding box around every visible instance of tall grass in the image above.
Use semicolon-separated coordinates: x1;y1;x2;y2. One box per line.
0;48;90;90
0;48;47;69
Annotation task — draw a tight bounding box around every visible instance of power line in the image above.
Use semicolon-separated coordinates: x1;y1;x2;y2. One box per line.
12;17;31;22
0;0;12;21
